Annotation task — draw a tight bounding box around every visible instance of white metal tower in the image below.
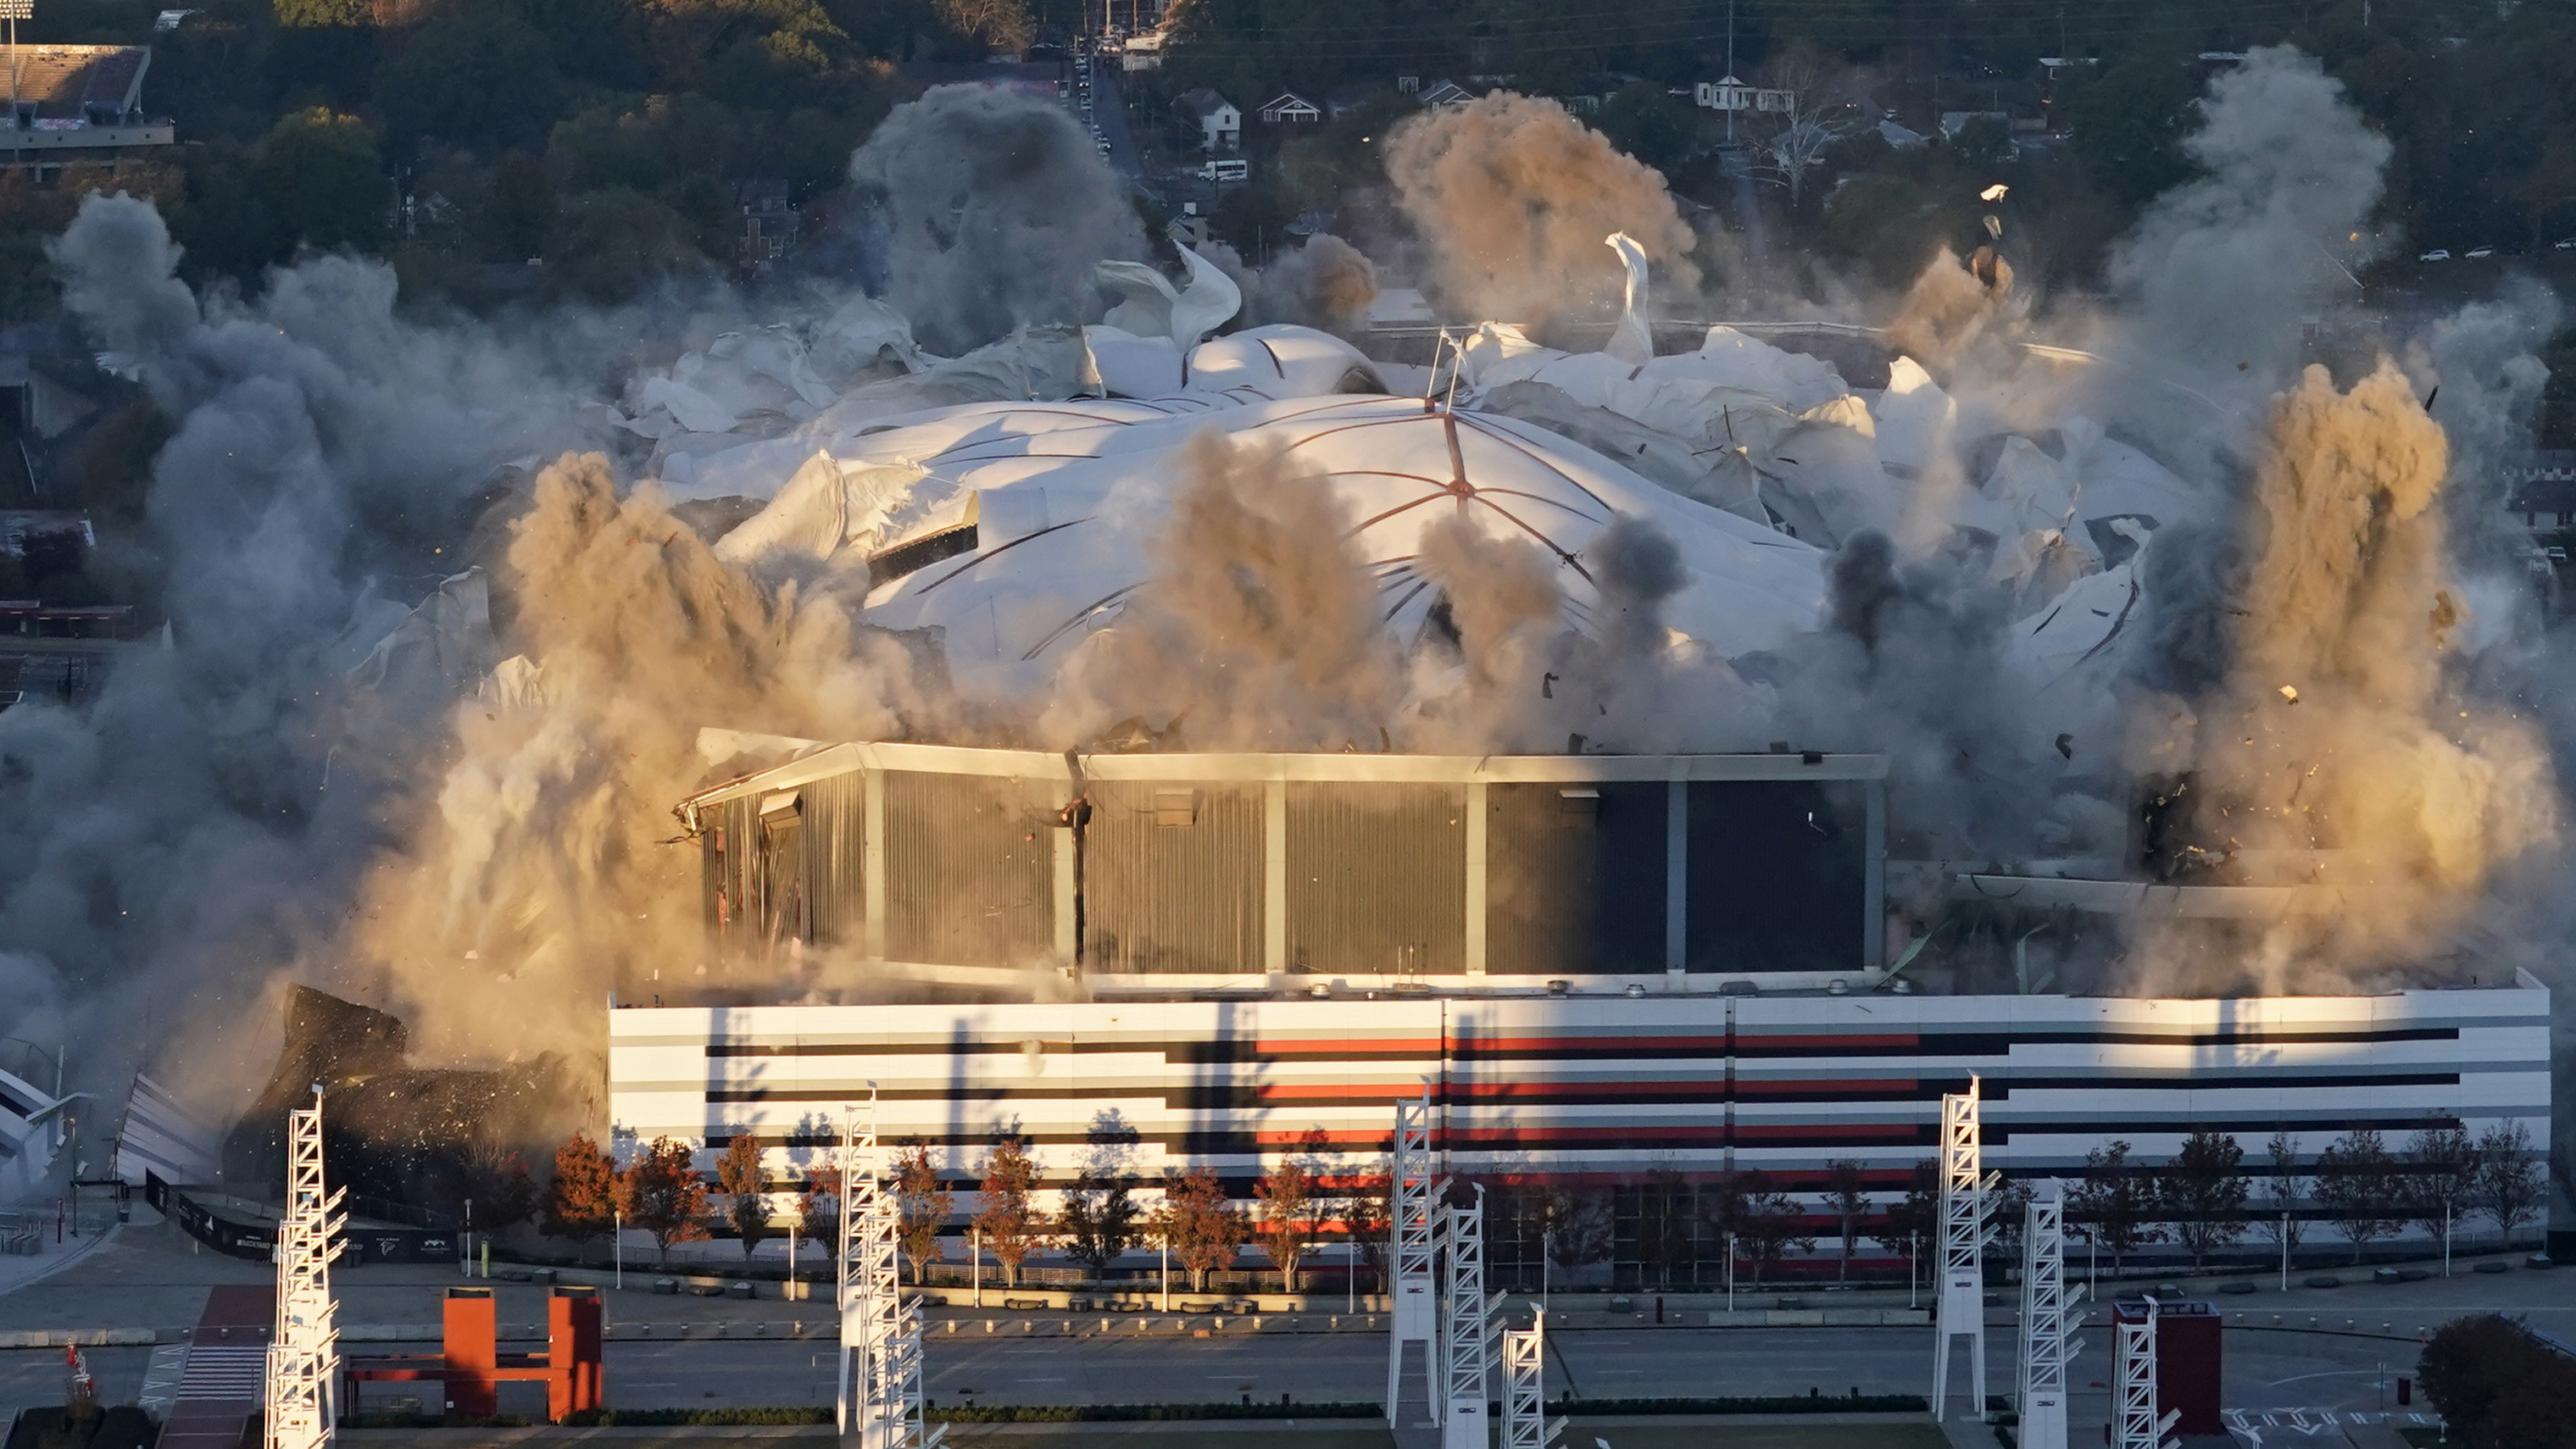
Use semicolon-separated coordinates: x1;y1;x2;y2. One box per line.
2114;1298;2178;1449
1500;1308;1563;1449
837;1102;943;1449
1931;1076;1995;1418
266;1087;343;1449
2016;1180;2077;1449
1439;1185;1494;1449
1386;1090;1441;1427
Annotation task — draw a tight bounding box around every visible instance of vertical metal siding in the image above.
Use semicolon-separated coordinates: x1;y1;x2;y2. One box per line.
798;770;865;948
1083;780;1263;973
1285;782;1466;976
883;769;1057;965
1484;781;1666;974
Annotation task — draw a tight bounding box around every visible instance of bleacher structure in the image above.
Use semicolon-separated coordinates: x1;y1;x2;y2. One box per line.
837;1102;942;1449
265;1088;343;1449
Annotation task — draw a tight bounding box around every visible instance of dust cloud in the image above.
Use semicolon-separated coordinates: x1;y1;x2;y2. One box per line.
847;85;1149;355
1035;429;1401;752
1384;92;1698;334
2125;364;2557;993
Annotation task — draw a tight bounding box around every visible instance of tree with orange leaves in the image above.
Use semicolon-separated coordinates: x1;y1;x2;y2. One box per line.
620;1136;712;1263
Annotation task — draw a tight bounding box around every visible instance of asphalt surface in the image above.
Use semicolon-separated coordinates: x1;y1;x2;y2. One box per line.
3;1221;2562;1431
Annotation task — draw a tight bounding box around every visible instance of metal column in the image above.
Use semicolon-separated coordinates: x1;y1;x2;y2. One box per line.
2017;1181;2077;1449
1663;778;1688;974
1440;1186;1494;1449
267;1088;343;1449
2114;1298;2176;1449
1386;1091;1442;1427
1463;780;1488;975
1501;1308;1561;1449
838;1098;943;1449
1932;1077;1994;1418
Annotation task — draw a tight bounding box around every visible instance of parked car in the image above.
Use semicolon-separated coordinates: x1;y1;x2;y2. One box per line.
2419;248;2451;262
2466;246;2495;258
2556;238;2576;251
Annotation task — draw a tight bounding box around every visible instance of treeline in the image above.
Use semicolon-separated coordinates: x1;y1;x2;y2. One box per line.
0;0;1058;316
497;1119;2545;1289
1153;0;2576;288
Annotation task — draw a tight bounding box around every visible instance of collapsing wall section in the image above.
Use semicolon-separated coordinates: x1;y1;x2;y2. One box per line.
680;742;1889;984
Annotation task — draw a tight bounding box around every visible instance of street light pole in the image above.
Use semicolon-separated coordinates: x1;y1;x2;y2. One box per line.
0;0;27;175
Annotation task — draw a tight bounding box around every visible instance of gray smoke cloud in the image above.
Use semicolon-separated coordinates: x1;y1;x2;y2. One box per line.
1209;234;1383;337
847;85;1150;355
2101;47;2389;407
1;195;604;1107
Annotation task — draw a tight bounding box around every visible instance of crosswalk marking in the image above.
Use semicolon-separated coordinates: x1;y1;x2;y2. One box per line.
176;1344;268;1402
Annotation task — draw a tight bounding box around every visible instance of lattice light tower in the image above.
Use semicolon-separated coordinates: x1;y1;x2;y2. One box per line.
1440;1185;1495;1449
2114;1298;2178;1449
2016;1180;2078;1449
1386;1090;1442;1427
837;1100;943;1449
1931;1076;1997;1418
266;1086;345;1449
1500;1308;1564;1449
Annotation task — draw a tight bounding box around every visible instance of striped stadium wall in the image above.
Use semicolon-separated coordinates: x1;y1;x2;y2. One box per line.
608;980;2551;1212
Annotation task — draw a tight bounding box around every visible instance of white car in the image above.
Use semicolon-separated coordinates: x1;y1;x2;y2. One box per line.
2556;238;2576;251
2418;248;2451;262
2466;246;2495;258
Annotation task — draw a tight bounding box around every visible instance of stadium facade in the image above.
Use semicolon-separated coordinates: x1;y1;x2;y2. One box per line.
606;740;2557;1273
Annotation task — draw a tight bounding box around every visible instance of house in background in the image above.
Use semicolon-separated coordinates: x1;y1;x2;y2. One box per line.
1258;92;1320;130
1177;88;1238;151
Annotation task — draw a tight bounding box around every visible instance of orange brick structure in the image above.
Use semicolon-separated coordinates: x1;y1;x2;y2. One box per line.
344;1285;604;1422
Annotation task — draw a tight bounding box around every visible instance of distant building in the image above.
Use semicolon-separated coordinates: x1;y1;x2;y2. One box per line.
2506;451;2576;532
734;179;797;269
0;45;175;170
1939;109;2011;137
1118;31;1162;71
1258;92;1320;126
1415;79;1476;108
1694;75;1793;114
1176;87;1238;151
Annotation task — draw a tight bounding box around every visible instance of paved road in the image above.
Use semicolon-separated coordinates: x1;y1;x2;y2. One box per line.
3;1224;2561;1430
0;1319;2435;1430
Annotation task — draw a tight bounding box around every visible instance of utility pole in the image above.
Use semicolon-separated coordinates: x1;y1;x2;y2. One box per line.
3;0;31;175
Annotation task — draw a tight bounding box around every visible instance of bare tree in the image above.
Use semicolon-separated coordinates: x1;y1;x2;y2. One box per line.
1823;1160;1870;1285
2472;1122;2545;1251
2314;1129;2404;1265
2254;1131;2308;1264
1750;45;1851;208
